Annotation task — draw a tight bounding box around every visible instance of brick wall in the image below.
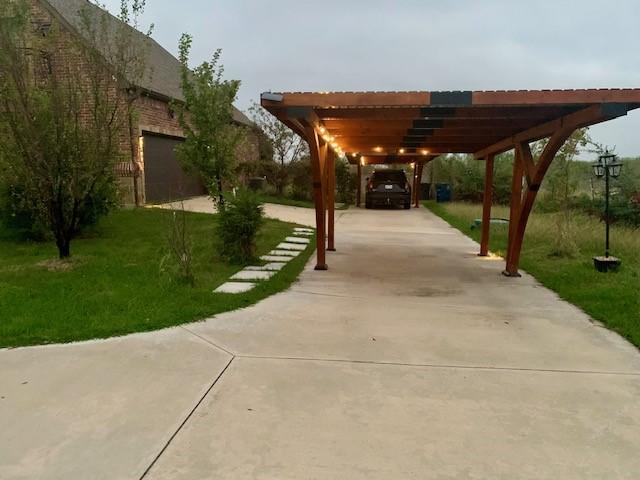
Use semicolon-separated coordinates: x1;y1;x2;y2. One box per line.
28;0;261;206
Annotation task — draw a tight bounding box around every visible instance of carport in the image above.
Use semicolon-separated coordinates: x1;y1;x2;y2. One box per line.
260;89;640;276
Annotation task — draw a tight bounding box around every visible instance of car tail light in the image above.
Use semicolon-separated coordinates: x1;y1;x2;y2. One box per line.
367;179;374;191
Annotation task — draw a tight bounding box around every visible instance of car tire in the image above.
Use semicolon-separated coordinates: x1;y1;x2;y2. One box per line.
404;202;411;209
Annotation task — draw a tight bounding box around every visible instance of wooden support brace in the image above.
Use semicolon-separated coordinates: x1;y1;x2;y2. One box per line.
503;127;575;276
413;161;424;208
504;148;524;276
356;162;362;207
326;149;336;251
479;154;495;256
305;126;328;270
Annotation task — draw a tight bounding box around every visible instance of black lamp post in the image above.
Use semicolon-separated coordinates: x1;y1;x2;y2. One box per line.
591;151;623;272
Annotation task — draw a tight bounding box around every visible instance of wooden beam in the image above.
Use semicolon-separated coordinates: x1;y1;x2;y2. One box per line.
323;118;549;130
326;149;336;251
472;88;640;105
305;126;328;271
266;92;430;108
479;154;495;256
356;162;362;207
505;148;524;276
413;162;425;208
516;141;536;187
503;125;575;276
474;103;630;159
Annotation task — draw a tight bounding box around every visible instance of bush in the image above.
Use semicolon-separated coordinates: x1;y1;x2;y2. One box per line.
289;156;313;201
336;158;356;204
216;189;264;263
0;183;49;240
160;205;195;285
0;178;118;241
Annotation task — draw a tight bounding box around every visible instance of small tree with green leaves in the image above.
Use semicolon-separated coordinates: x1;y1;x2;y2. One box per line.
0;0;151;258
249;102;307;195
174;36;243;205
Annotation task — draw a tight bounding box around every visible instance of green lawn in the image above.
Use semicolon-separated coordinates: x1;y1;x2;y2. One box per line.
0;208;314;348
424;201;640;348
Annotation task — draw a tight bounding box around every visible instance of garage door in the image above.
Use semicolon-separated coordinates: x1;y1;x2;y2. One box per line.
143;134;207;204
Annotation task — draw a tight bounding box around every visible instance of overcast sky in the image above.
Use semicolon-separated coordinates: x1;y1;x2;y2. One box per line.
102;0;640;157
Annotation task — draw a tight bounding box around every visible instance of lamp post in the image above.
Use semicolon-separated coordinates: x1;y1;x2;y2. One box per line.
591;151;623;272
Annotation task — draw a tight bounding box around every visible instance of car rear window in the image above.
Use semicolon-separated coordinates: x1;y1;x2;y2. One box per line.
372;171;406;183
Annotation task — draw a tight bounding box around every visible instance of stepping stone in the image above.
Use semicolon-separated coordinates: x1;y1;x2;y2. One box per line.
285;236;310;244
261;255;293;262
294;227;314;232
230;269;275;281
277;242;306;251
213;282;256;294
270;249;300;257
246;262;287;272
292;231;313;236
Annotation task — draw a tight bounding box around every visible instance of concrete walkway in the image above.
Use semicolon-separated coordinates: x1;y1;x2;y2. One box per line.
1;203;639;479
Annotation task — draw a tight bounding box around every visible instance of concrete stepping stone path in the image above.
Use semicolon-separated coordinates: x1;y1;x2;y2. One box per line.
216;228;311;294
277;242;306;251
269;250;300;257
261;255;293;262
285;236;310;244
246;262;287;272
213;281;256;294
230;270;275;281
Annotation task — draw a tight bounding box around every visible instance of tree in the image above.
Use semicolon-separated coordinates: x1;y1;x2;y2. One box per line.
0;0;151;258
174;37;243;204
335;157;356;204
249;102;307;195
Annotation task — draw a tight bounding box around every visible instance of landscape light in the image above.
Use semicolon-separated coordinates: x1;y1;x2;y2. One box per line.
591;151;623;272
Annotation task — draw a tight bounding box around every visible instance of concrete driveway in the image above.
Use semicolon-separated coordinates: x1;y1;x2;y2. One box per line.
1;204;639;479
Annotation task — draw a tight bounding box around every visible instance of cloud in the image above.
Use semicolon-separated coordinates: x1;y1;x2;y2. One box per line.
102;0;640;156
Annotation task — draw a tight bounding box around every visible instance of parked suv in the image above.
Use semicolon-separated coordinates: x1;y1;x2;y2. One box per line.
365;169;411;209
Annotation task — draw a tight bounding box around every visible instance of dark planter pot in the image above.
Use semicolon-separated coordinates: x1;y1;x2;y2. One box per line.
593;256;621;272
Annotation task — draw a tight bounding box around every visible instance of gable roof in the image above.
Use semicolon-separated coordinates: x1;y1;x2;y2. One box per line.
41;0;252;126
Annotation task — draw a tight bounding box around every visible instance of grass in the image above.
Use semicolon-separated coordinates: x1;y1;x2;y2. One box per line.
257;193;349;210
0;208;315;348
424;201;640;348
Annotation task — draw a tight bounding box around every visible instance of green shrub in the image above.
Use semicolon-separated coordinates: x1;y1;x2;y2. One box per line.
336;158;356;204
216;189;264;263
0;178;118;241
0;183;49;240
289;156;313;201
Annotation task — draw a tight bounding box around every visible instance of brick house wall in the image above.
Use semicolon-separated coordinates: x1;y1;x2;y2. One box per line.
28;0;261;206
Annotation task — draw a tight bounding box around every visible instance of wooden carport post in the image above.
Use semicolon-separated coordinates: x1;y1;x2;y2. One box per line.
326;149;336;251
413;161;424;208
356;161;362;207
504;147;524;275
503;130;574;275
305;126;328;270
478;154;495;256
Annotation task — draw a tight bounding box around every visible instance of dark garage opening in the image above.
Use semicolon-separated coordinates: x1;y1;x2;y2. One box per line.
143;133;206;204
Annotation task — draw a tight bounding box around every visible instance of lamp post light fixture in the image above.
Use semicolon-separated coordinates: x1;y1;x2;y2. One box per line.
591;151;623;272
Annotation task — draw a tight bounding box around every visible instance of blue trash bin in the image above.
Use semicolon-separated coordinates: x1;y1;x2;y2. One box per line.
436;183;452;203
